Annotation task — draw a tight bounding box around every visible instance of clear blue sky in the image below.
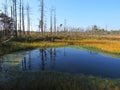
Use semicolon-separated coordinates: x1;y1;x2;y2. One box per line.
0;0;120;31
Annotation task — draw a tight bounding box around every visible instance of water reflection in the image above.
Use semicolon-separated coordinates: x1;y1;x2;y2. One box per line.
21;51;32;71
0;54;23;72
1;47;120;78
21;57;27;71
50;48;56;71
0;56;3;72
39;48;57;71
28;51;32;70
20;48;57;71
88;50;98;55
40;48;45;71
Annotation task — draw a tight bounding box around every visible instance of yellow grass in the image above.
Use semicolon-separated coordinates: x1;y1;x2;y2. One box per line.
79;39;120;54
56;39;120;54
20;41;68;48
15;39;120;54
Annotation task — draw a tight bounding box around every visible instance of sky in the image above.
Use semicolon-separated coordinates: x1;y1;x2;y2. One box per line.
0;0;120;31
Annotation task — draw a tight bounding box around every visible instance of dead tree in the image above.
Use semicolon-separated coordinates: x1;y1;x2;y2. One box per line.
11;6;13;18
12;0;18;39
50;8;53;38
44;17;47;35
40;0;44;36
64;19;66;35
10;4;15;37
3;0;8;37
3;0;8;15
50;8;56;41
54;9;56;35
14;0;18;38
26;3;30;35
19;0;22;36
22;0;25;35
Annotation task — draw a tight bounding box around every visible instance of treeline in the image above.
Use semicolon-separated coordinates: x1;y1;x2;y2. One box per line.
0;0;120;44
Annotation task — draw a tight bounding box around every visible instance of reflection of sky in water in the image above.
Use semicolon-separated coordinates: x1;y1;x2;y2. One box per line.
1;47;120;78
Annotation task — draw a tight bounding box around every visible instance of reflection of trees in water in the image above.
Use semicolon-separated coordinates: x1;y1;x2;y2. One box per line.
40;49;45;71
21;57;26;71
21;49;47;71
21;48;57;71
40;48;57;71
0;56;3;72
28;51;31;70
21;51;32;71
50;48;56;71
88;50;98;55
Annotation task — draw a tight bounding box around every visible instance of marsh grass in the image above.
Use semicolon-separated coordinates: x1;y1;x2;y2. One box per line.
1;39;120;56
0;71;120;90
57;39;120;54
1;38;120;90
0;41;68;56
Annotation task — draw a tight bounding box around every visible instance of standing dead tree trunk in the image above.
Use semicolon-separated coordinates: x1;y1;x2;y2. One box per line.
40;0;44;37
12;0;18;39
64;19;66;35
19;0;22;37
50;8;53;40
2;0;8;38
22;0;25;35
54;9;56;35
50;8;56;41
27;3;30;35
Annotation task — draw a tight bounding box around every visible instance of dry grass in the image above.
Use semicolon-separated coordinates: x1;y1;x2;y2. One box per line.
14;39;120;54
56;39;120;54
1;37;120;55
20;41;68;48
79;39;120;54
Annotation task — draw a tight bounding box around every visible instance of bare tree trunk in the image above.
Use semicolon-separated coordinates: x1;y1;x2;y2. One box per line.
40;0;44;37
22;1;25;35
3;0;8;38
54;9;56;35
10;6;14;37
64;19;66;35
27;3;30;35
44;17;47;35
11;6;13;18
50;8;53;41
13;0;18;39
15;0;18;39
50;9;52;36
19;0;22;37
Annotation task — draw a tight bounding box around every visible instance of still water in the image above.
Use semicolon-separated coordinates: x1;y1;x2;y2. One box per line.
1;47;120;78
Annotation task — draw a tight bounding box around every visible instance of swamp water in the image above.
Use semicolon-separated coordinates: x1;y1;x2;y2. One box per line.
1;47;120;78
